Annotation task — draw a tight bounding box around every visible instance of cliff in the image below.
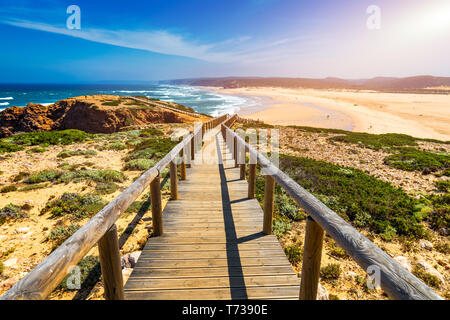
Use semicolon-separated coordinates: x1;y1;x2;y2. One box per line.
0;95;206;137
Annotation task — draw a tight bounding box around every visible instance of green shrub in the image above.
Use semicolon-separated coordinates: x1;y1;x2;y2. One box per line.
0;204;27;225
12;171;30;182
139;128;164;137
0;141;24;153
58;255;100;291
124;159;156;171
107;142;128;151
330;132;418;150
95;182;120;195
435;180;450;192
320;263;341;280
58;169;126;184
283;245;302;265
434;241;449;254
328;240;348;259
273;216;291;237
25;170;61;184
0;185;17;193
19;183;48;192
46;224;80;248
384;148;449;174
41;193;106;221
10;129;92;146
429;207;449;231
27;147;46;153
102;100;121;106
276;192;306;221
412;265;441;288
279;154;423;238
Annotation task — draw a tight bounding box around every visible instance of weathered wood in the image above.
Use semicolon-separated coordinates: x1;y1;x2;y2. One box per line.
98;224;124;300
240;164;246;180
234;136;238;167
169;161;178;200
223;124;443;300
124;127;299;300
299;216;324;300
248;164;256;199
180;148;186;181
263;175;275;235
150;175;163;236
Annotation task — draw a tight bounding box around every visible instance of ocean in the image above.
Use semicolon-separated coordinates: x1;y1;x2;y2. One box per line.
0;84;254;116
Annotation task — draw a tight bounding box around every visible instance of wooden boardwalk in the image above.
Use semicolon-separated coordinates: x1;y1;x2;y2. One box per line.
124;128;300;300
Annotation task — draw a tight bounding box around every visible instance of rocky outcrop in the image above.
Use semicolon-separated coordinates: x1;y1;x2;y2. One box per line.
0;96;192;138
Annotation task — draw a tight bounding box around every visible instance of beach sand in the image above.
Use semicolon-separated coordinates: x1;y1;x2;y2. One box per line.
204;87;450;140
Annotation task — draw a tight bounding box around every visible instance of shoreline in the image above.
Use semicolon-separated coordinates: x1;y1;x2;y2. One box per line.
200;86;450;140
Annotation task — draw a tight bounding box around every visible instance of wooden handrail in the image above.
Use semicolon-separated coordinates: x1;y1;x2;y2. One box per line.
0;115;220;300
221;122;443;300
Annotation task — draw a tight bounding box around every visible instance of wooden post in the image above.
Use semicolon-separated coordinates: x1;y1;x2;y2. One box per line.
299;216;324;300
150;175;163;236
170;161;178;200
263;175;275;235
98;224;124;300
248;164;256;199
240;163;245;180
234;137;238;168
180;149;186;181
191;137;195;162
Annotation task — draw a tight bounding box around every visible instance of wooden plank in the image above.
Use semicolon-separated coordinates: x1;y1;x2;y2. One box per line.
139;249;287;260
130;265;296;278
129;257;293;269
125;275;299;291
124;286;300;300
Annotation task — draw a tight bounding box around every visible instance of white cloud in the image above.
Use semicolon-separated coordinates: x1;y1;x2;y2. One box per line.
1;18;304;64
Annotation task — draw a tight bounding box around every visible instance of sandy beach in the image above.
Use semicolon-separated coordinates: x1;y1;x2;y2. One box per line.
204;87;450;141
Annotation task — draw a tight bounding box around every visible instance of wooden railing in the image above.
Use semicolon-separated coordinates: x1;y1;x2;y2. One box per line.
128;96;206;118
221;120;443;300
0;114;229;300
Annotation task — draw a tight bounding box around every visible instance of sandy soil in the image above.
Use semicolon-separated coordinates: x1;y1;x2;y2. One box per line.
204;87;450;141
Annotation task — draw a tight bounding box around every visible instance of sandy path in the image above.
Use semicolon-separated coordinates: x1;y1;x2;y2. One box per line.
203;87;450;140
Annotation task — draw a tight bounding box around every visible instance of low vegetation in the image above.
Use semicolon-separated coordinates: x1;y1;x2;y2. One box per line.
278;154;425;239
320;263;341;280
384;148;449;175
58;255;100;291
123;137;177;171
330;132;418;150
41;193;106;221
412;265;441;288
46;224;80;249
283;245;302;265
0;185;17;193
0;204;27;225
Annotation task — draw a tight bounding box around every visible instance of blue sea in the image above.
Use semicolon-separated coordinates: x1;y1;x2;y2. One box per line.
0;84;255;116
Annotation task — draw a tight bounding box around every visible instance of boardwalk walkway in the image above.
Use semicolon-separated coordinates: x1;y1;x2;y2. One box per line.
124;128;300;299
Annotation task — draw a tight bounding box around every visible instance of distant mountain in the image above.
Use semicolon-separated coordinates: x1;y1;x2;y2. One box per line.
164;76;450;92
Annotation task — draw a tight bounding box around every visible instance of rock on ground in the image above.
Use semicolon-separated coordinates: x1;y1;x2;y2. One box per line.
121;251;142;269
394;256;412;272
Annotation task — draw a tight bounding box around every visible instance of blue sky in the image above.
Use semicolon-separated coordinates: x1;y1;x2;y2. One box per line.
0;0;449;83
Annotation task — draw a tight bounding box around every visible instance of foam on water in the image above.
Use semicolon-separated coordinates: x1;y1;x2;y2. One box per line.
0;84;257;116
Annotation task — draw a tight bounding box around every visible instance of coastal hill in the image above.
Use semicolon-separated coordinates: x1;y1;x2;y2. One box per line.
0;95;209;138
166;75;450;93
